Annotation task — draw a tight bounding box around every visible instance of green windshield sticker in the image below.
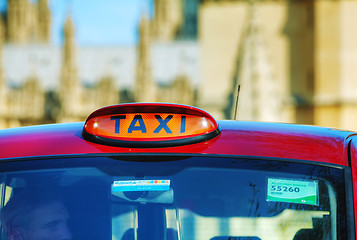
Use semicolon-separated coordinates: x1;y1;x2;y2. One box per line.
267;178;318;205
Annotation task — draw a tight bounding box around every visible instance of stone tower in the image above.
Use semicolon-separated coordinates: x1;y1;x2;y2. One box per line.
7;0;31;43
232;1;281;121
152;0;183;41
37;0;51;43
58;15;81;122
135;13;156;102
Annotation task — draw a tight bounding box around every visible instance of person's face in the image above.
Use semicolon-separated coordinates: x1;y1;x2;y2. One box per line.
20;201;72;240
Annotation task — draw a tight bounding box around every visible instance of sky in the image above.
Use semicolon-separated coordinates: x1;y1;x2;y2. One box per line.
0;0;153;46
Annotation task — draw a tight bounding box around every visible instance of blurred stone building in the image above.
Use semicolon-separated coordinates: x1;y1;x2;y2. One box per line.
130;0;357;131
199;0;357;131
2;0;357;131
0;0;197;128
7;0;51;44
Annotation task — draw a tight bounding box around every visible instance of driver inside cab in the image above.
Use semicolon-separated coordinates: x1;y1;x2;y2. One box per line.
0;189;72;240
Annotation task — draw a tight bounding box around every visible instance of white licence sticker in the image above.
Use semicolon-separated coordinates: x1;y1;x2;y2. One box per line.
267;178;318;205
112;180;170;192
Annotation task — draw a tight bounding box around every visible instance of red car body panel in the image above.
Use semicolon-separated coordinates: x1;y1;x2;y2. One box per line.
0;102;357;237
348;138;357;234
0;121;353;167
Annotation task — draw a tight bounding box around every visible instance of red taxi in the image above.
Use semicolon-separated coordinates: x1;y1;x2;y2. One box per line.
0;103;355;240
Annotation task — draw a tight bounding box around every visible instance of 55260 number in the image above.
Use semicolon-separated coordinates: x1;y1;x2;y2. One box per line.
270;185;300;193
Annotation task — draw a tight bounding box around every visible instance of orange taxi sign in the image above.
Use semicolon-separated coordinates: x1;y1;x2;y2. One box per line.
82;103;220;147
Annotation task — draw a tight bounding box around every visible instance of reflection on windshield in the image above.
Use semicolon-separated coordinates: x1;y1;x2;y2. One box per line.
0;156;346;240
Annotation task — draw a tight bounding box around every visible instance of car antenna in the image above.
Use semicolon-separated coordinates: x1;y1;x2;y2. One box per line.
233;85;241;120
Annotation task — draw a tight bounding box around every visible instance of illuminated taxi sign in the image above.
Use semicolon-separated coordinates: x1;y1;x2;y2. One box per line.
82;103;220;147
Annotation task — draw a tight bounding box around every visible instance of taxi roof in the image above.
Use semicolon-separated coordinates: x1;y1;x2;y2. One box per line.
0;120;355;166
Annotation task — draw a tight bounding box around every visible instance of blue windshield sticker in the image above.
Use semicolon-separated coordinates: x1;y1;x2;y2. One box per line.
267;178;318;205
112;180;170;192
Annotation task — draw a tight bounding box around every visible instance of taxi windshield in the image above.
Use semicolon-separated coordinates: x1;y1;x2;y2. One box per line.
0;155;349;240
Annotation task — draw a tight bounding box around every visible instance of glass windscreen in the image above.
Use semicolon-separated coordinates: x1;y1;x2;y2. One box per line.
0;156;349;240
